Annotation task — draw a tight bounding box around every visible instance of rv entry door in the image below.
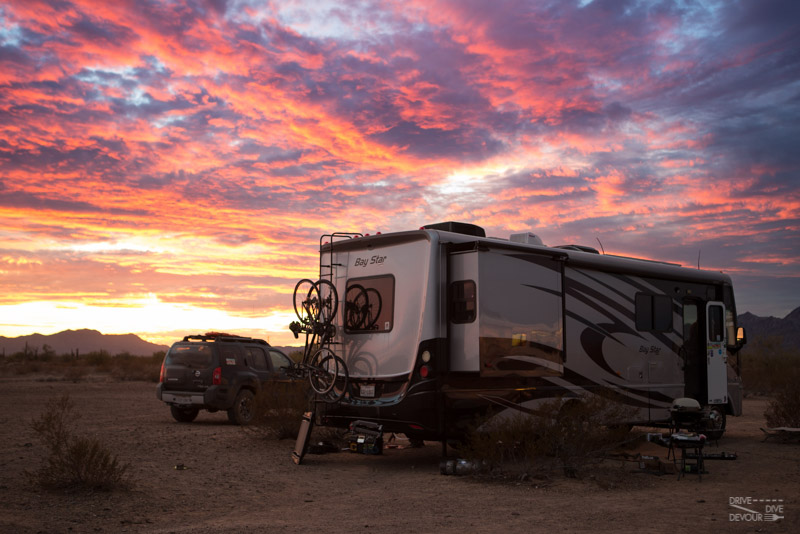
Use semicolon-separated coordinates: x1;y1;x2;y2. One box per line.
705;301;728;405
448;250;480;372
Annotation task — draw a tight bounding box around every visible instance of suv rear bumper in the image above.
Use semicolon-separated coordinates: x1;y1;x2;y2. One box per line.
156;383;233;410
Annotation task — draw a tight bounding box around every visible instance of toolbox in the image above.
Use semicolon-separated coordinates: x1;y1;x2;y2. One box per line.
347;420;383;454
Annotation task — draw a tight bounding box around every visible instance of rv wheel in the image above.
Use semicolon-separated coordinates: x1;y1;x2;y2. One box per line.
703;405;726;441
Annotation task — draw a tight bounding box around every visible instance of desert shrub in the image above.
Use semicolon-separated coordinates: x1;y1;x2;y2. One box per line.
63;365;89;383
764;385;800;428
25;394;131;491
85;350;111;367
108;353;161;382
2;349;165;382
461;395;638;478
245;381;313;439
740;336;800;395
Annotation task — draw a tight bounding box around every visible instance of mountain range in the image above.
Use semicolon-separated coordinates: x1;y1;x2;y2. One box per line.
1;306;797;358
0;329;303;358
0;329;169;357
738;306;800;351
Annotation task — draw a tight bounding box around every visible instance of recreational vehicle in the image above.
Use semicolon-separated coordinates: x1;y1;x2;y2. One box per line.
298;222;746;446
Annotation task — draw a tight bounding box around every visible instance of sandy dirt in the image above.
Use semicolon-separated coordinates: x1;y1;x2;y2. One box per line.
0;377;797;533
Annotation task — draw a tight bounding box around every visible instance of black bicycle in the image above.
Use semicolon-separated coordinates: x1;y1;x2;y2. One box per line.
344;283;382;331
289;278;349;402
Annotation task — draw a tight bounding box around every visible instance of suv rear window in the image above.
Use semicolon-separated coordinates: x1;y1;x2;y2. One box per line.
166;344;215;369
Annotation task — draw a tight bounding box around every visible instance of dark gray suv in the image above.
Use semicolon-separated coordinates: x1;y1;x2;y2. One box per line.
156;333;294;424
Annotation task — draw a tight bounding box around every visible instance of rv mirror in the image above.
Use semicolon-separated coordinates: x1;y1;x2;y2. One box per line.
736;327;747;346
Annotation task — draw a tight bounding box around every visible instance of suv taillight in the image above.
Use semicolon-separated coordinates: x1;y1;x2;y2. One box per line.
212;367;222;385
159;360;165;383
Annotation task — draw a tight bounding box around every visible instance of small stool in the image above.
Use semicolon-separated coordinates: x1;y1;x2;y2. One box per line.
670;433;706;481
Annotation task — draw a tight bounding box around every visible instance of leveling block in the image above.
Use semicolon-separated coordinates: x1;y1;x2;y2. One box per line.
346;420;384;454
292;411;315;465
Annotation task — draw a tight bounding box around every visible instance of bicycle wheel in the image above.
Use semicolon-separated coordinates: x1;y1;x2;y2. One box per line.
308;348;339;395
315;279;339;325
293;279;319;323
344;284;368;330
322;355;349;403
364;287;382;330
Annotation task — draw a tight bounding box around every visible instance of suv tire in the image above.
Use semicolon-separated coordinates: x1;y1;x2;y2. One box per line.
171;406;200;423
228;389;255;425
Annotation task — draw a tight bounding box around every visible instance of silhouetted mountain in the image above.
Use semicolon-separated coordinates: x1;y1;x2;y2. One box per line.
0;329;169;357
738;307;800;351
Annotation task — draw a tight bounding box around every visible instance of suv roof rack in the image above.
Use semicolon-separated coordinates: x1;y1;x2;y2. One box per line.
181;333;270;346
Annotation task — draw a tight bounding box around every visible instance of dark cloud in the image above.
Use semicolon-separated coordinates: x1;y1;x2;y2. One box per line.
370;121;504;160
67;14;136;47
0;190;149;216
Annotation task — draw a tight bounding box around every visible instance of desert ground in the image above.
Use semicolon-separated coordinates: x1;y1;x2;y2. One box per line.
0;377;797;533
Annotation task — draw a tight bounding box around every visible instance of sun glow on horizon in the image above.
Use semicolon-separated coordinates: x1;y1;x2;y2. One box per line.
0;298;300;348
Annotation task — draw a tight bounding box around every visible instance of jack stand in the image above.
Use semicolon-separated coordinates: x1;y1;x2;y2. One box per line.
292;411;315;465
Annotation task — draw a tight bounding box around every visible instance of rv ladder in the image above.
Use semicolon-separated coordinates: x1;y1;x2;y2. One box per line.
319;232;362;284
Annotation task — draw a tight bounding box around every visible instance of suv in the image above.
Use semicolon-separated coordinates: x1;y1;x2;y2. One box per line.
156;332;294;424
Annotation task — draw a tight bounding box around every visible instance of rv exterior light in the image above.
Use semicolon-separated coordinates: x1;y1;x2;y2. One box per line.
421;350;431;363
420;365;430;378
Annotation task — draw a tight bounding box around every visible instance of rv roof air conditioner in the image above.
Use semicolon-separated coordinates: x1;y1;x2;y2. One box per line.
509;232;544;246
423;221;486;237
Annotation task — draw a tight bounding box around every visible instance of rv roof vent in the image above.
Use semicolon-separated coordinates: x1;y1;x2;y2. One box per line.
423;221;486;237
509;232;544;246
556;244;600;254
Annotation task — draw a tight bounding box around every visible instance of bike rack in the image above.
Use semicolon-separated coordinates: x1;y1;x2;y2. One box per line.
290;232;361;465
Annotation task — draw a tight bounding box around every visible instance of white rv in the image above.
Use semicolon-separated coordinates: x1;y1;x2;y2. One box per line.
310;222;746;443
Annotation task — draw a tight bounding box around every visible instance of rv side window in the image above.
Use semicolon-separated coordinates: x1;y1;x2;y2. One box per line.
344;275;394;333
708;304;724;342
635;293;673;332
450;280;476;324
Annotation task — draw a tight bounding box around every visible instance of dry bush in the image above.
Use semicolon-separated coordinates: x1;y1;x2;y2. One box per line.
740;336;800;395
25;394;131;492
245;381;313;440
764;384;800;428
108;353;162;382
739;337;800;427
2;350;163;382
63;365;89;383
462;395;638;478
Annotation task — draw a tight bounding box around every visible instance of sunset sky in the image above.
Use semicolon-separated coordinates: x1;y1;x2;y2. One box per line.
1;0;798;348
